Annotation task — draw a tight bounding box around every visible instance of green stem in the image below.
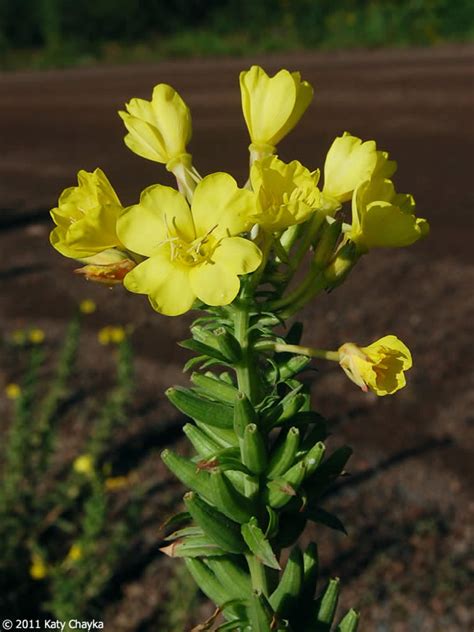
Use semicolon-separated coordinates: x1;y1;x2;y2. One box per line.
268;343;340;362
233;298;270;595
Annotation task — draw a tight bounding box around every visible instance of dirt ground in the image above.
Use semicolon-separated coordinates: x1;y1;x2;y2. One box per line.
0;45;473;631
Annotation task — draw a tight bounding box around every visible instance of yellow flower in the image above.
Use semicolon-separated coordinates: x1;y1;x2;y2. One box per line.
117;173;262;316
240;66;313;155
29;328;45;344
30;553;48;580
50;168;123;259
250;156;321;232
119;84;192;167
323;132;396;204
98;325;126;345
79;299;97;314
338;335;412;396
350;177;429;251
5;383;21;399
73;454;94;475
66;544;83;562
11;330;26;345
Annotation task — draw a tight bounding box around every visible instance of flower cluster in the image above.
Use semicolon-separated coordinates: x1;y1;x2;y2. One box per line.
50;66;428;393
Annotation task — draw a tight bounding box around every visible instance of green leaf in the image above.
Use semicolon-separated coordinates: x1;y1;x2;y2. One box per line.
179;338;229;363
166;386;234;429
241;518;281;570
305;507;347;534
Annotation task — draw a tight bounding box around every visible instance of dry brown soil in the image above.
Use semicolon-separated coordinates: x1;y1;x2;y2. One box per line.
0;45;473;631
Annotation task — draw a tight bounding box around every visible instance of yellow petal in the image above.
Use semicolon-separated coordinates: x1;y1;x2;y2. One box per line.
240;66;312;147
120;84;191;165
189;260;240;307
120;112;167;162
323;132;378;203
117;185;194;257
50;168;122;259
211;237;262;275
124;254;196;316
191;173;256;238
361;201;428;248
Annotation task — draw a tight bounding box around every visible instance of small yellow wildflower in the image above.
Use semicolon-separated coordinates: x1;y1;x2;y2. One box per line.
30;553;48;580
11;330;26;345
110;326;126;344
50;168;123;259
240;65;313;156
5;383;21;399
66;543;83;562
350;177;429;251
119;84;192;168
338;335;412;396
250;156;321;231
73;454;94;475
98;325;126;345
323;132;396;204
117;173;262;316
79;299;97;314
29;328;45;344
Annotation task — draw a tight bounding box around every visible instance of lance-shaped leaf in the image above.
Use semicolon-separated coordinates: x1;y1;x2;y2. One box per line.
167;386;234;428
211;471;256;523
191;372;238;404
267;427;300;478
269;546;303;617
234;392;258;438
161;449;213;502
336;609;360;632
160;535;228;558
304;507;347;534
180;338;229;363
242;423;268;474
306;446;353;501
241;518;281;570
185;492;247;554
205;556;252;599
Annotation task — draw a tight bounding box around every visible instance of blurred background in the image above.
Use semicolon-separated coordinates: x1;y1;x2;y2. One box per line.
0;1;473;630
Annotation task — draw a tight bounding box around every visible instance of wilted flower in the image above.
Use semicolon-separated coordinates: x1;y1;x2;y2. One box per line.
338;335;412;396
117;173;261;316
240;65;313;157
50;169;123;259
250;156;321;231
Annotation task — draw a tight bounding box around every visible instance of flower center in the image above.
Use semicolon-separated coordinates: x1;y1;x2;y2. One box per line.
160;218;219;267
